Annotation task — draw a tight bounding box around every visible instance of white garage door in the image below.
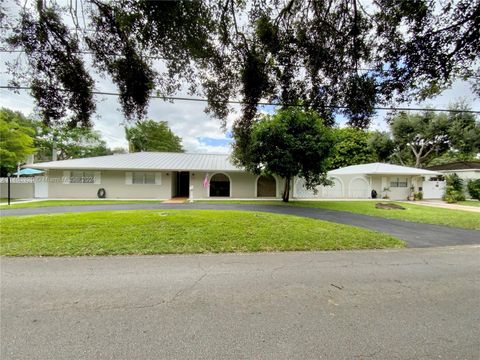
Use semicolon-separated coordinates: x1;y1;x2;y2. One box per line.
422;180;445;199
294;178;321;198
322;178;343;198
350;177;370;198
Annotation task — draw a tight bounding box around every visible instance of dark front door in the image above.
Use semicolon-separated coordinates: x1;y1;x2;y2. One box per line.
176;171;190;197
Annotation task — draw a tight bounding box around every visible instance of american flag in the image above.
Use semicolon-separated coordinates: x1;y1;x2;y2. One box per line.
203;173;209;188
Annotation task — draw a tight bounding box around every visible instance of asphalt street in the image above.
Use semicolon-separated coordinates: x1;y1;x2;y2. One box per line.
1;246;479;359
1;202;480;247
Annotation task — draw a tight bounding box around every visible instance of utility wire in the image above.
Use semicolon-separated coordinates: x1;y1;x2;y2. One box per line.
1;85;479;114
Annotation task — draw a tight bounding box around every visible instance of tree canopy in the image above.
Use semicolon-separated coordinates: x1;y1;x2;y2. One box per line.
34;123;111;161
233;107;335;202
3;0;478;131
0;108;36;175
390;104;480;168
330;127;376;170
125;120;183;153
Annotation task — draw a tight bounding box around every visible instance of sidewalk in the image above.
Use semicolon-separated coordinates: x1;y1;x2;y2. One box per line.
407;200;480;213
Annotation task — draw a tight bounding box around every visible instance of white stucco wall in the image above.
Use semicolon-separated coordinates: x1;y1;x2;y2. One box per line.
45;170;285;199
293;174;422;200
0;183;35;199
46;170;172;199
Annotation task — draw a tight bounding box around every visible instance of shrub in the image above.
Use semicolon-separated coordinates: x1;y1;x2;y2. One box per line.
443;187;466;203
414;191;423;201
467;179;480;200
443;173;466;203
445;173;464;192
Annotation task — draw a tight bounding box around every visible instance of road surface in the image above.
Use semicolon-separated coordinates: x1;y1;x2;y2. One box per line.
1;246;479;359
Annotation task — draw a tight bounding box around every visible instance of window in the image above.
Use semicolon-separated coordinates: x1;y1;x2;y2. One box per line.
70;171;95;184
132;172;155;184
390;177;408;188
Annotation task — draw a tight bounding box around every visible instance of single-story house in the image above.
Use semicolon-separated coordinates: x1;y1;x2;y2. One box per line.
25;152;443;200
294;162;443;200
27;152;286;200
426;161;480;182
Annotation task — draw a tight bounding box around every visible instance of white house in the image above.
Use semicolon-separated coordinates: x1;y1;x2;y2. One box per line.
295;162;443;200
24;153;443;200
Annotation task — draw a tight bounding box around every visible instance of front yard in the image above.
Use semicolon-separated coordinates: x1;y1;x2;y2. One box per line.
0;210;403;256
0;199;161;209
200;200;480;230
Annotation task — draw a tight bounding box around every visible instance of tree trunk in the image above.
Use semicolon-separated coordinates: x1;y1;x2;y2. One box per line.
282;177;291;202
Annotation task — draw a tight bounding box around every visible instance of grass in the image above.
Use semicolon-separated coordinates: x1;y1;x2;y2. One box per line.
458;200;480;207
198;200;480;230
0;199;162;209
0;210;404;256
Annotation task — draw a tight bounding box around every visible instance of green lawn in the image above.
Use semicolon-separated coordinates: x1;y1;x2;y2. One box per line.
0;210;403;256
0;199;162;209
198;200;480;230
459;200;480;207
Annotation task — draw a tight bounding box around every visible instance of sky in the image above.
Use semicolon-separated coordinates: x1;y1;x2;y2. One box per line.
1;1;479;155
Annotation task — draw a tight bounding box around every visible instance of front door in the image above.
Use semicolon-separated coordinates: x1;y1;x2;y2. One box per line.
176;171;190;197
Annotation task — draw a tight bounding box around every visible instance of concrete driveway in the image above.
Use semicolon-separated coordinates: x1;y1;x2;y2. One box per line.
1;203;479;248
1;247;479;359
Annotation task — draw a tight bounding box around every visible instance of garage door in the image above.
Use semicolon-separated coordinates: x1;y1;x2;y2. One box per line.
321;178;343;198
349;177;370;198
294;178;321;198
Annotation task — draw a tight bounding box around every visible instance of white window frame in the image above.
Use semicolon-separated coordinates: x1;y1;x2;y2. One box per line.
131;172;158;185
70;170;95;184
390;177;408;188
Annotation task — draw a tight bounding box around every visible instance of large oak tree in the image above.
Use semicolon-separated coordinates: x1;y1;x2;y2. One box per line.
3;0;478;133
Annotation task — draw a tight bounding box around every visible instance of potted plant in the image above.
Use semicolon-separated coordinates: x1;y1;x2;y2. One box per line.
382;187;391;199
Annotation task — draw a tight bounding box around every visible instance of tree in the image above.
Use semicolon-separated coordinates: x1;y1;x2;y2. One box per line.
35;123;111;161
467;179;480;201
330;127;376;169
4;1;478;130
391;111;450;168
367;131;395;163
232;108;335;202
0;109;36;175
125;120;183;153
390;103;480;168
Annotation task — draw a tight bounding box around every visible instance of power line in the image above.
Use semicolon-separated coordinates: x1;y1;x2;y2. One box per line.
1;85;479;114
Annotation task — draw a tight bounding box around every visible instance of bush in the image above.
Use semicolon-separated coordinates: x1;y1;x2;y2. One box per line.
443;186;466;203
443;173;466;203
467;179;480;200
445;173;464;192
414;191;423;201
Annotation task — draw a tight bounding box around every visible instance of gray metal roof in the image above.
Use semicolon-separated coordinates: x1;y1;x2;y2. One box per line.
329;163;440;176
28;152;242;172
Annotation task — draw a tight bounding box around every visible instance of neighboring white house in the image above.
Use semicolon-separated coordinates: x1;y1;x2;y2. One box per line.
295;162;443;200
426;161;480;182
25;153;443;200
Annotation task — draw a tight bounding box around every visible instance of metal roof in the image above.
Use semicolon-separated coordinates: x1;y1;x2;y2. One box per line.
28;152;242;172
328;163;441;176
426;161;480;171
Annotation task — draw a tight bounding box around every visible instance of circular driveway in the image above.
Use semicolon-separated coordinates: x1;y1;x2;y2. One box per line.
1;203;479;248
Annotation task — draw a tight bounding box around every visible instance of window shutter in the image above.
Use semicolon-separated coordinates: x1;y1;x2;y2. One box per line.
63;171;71;184
94;171;101;184
155;172;162;185
125;172;132;185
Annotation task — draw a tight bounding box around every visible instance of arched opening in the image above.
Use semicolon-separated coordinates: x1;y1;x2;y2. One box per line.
349;177;370;198
322;177;344;198
257;175;277;197
209;173;231;197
